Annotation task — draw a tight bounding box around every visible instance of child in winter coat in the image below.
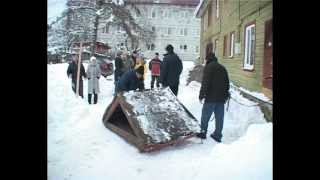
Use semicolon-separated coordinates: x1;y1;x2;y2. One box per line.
148;52;162;89
134;55;148;81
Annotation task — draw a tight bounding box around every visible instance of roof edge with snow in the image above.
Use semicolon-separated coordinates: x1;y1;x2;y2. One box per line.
194;0;209;18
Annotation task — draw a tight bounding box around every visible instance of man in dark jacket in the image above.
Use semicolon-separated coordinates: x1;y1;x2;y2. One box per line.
149;52;162;89
197;52;230;143
116;66;145;93
67;54;86;98
159;44;183;96
114;51;124;93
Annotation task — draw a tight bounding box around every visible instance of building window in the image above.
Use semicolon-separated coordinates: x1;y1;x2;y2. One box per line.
152;26;155;32
180;28;184;36
152;10;156;18
184;45;187;51
164;10;168;18
244;23;255;70
168;10;172;18
167;27;172;35
147;44;151;50
159;10;163;17
184;28;188;36
151;44;155;50
216;0;219;18
196;46;199;53
103;25;109;34
181;11;184;18
229;32;235;57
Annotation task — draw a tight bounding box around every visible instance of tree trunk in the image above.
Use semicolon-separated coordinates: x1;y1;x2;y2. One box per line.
91;1;102;56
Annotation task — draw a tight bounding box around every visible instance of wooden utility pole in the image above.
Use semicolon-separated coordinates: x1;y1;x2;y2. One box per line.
76;41;83;97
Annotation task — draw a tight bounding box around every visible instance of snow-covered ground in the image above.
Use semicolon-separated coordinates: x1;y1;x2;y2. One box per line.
48;61;272;180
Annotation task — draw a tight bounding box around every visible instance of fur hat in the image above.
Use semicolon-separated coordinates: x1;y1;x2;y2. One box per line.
165;44;174;53
90;56;96;61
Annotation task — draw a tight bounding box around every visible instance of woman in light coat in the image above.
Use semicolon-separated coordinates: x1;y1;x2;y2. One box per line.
87;56;101;104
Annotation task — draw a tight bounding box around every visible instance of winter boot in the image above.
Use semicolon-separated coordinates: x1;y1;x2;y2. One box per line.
210;134;221;143
196;131;207;139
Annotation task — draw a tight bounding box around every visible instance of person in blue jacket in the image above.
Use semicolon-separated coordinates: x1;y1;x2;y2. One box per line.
115;66;145;94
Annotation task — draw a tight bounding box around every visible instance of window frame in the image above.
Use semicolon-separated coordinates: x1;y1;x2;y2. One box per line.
229;31;235;58
243;22;256;71
214;39;219;56
151;9;156;18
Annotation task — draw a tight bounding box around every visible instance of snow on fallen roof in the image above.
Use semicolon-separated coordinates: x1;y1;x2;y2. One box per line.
194;0;204;17
123;87;201;143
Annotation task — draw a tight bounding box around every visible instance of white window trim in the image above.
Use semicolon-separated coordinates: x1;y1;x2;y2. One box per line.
229;32;234;57
216;0;219;18
244;24;255;70
215;39;219;56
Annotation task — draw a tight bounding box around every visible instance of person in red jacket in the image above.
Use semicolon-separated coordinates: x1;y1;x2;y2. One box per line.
148;52;162;89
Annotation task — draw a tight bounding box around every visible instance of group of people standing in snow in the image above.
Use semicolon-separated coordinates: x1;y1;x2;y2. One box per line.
114;44;183;96
66;44;183;104
66;44;230;143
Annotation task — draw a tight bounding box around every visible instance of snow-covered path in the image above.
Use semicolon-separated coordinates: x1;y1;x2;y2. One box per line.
48;61;272;180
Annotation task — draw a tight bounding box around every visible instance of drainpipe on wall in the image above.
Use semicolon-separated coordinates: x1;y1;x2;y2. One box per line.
238;0;240;21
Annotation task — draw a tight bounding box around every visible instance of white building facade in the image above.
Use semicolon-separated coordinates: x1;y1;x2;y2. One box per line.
97;0;201;61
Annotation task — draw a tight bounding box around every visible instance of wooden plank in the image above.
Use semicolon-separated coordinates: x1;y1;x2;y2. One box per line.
105;122;145;150
118;96;147;140
141;134;197;152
